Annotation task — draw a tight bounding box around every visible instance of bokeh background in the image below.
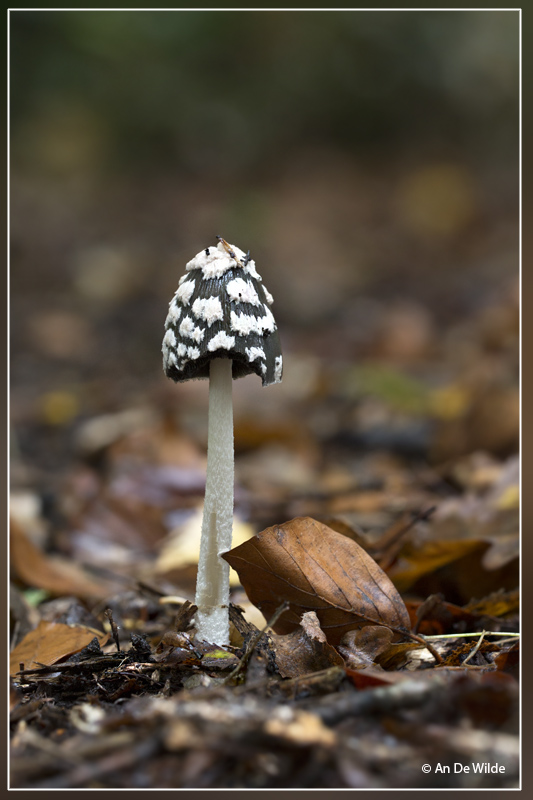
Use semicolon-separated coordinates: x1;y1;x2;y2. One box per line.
8;12;521;788
10;9;519;576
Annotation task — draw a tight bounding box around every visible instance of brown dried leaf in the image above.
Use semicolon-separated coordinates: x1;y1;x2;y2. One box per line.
406;595;479;635
10;518;111;601
344;666;407;690
223;516;410;646
172;600;198;632
376;641;427;670
386;538;487;593
493;642;519;677
463;589;519;618
270;611;345;678
406;589;519;636
10;621;109;675
338;625;394;669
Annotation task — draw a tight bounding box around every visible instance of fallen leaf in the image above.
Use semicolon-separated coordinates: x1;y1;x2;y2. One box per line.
344;666;407;690
406;595;479;635
406;589;519;636
172;600;198;632
337;625;394;669
493;642;519;677
376;641;433;671
10;518;112;601
223;516;411;646
463;589;519;618
321;517;373;549
386;538;487;593
270;611;345;678
10;621;109;675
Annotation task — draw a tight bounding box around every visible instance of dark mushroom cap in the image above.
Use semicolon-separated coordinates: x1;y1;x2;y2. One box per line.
162;240;282;387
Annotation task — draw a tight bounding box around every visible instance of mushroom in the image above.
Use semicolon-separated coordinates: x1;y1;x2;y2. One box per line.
162;237;282;644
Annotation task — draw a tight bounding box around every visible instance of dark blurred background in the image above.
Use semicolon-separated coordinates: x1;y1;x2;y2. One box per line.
10;9;519;491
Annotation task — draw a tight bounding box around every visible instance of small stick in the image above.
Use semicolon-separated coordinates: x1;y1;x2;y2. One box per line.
216;235;246;267
402;630;444;664
104;608;120;653
223;601;289;685
462;630;487;665
375;507;436;570
423;631;519;640
487;636;520;646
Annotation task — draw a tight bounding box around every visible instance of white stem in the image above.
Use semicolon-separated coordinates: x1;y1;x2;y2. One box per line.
194;358;234;644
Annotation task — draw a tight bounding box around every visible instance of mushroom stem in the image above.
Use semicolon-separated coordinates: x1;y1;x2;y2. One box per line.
194;357;234;644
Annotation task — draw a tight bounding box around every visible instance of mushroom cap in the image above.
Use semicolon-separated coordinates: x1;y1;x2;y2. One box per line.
162;240;282;387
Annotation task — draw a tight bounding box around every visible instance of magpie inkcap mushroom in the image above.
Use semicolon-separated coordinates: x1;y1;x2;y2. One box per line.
162;237;282;645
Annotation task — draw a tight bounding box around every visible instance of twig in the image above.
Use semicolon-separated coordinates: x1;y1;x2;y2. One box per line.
104;608;120;653
488;636;520;647
462;630;486;665
223;601;289;685
401;628;520;667
402;630;444;664
375;506;436;569
422;631;519;640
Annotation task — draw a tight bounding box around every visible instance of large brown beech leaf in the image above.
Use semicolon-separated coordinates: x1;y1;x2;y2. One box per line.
223;517;410;646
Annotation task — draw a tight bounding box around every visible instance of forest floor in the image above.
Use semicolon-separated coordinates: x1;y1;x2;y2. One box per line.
10;160;520;789
10;323;520;788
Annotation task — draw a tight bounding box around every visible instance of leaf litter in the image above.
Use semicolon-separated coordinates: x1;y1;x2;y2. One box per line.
10;265;519;789
11;492;519;789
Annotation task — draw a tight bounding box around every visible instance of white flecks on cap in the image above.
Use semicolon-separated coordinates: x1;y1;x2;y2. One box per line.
186;243;236;280
187;346;201;360
179;316;204;343
207;331;236;352
185;249;213;273
245;346;266;363
183;240;264;282
226;277;260;306
230;310;260;336
262;286;274;305
243;260;260;280
201;255;235;279
162;345;177;370
192;296;224;326
177;343;187;357
230;310;277;337
259;306;276;333
163;328;177;348
274;355;283;383
165;301;182;327
176;280;196;305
